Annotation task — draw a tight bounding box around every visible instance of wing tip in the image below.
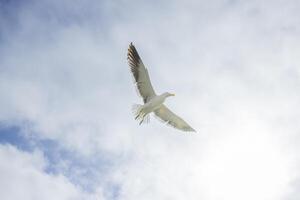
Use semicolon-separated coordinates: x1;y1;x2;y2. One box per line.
186;127;196;132
127;42;140;61
128;42;135;51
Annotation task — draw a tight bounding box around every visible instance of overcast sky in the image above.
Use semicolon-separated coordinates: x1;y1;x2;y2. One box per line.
1;0;300;199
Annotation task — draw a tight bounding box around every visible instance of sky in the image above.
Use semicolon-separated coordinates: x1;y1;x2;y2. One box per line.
0;0;300;199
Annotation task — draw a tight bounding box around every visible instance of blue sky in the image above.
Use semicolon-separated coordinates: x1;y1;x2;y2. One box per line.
1;0;300;199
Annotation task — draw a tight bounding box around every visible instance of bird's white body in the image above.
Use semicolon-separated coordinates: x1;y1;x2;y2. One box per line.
139;93;169;116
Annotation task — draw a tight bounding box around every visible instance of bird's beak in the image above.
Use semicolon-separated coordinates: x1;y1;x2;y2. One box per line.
170;93;175;96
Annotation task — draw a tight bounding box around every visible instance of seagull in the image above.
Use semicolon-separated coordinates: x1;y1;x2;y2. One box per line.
127;43;196;132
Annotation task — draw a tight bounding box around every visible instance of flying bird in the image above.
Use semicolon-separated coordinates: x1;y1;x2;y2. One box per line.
127;43;196;132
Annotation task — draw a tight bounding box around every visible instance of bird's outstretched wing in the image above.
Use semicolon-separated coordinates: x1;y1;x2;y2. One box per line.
127;43;156;103
154;105;196;132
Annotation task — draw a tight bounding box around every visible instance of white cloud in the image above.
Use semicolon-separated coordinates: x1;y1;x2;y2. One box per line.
0;144;104;200
0;0;300;199
112;119;294;200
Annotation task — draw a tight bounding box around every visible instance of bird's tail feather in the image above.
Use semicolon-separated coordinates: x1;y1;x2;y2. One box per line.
132;104;142;117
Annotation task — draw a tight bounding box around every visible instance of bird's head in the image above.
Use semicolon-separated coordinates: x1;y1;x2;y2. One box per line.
163;92;175;98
